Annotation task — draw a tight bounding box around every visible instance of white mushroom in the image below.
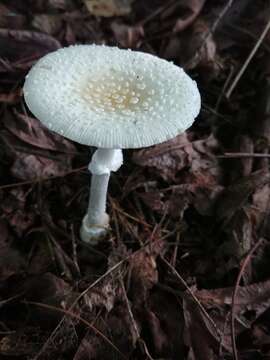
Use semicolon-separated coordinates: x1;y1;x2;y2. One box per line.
23;44;201;243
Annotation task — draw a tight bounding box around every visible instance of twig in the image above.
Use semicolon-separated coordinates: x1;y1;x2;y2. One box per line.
231;238;264;360
227;23;270;52
139;0;175;26
24;301;128;360
219;311;231;358
162;257;224;347
185;0;234;68
218;152;270;159
71;224;80;276
171;231;181;267
33;258;127;359
119;273;140;342
215;64;235;111
110;198;121;244
110;198;151;227
226;17;270;98
0;165;87;191
33;239;155;359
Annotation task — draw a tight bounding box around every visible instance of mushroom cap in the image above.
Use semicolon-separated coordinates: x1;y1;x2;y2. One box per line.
23;45;201;149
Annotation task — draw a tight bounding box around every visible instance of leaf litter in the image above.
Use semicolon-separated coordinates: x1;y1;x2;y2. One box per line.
1;0;270;359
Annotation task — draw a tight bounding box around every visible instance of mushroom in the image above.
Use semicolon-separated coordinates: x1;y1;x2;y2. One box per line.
23;45;201;243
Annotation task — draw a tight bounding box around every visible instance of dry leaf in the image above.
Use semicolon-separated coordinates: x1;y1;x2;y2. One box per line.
179;19;218;72
32;14;63;35
111;22;144;48
173;0;206;33
183;295;222;360
84;0;132;17
196;279;270;328
133;133;220;183
0;28;60;64
0;88;21;104
10;152;72;180
3;111;76;153
215;169;270;223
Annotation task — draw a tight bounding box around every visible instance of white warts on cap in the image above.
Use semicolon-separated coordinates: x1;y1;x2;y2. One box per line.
23;45;201;149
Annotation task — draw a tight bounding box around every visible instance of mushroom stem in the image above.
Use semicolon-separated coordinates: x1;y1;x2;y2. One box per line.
80;148;123;243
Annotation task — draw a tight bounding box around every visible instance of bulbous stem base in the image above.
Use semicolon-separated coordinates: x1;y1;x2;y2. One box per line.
80;214;109;244
80;148;123;244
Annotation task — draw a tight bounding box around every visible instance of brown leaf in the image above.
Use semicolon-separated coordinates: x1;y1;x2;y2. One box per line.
133;133;220;183
32;14;63;36
3;111;76;153
27;240;55;275
179;19;218;74
84;280;117;312
133;134;221;218
47;0;74;10
133;133;190;181
11;152;72;180
0;88;21;104
84;0;132;17
146;289;185;358
215;169;270;223
74;304;135;359
0;188;36;236
0;29;61;64
252;184;270;234
138;191;165;213
173;0;206;33
0;328;47;357
1;111;75;181
8;206;36;235
23;273;76;327
183;295;222;359
111;22;144;48
195;280;270;321
0;4;26;29
129;239;164;306
0;219;25;282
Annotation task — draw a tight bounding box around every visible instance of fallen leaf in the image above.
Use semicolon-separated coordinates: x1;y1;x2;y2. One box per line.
215;169;270;223
3;110;76;153
183;295;224;359
179;19;218;74
133;133;220;183
21;273;77;328
74;304;135;359
0;88;21;104
0;29;61;64
11;152;72;180
47;0;74;10
196;279;270;321
84;280;117;312
0;219;25;282
111;22;144;48
172;0;206;33
0;188;36;237
145;289;185;358
0;4;26;29
32;14;63;35
129;239;164;305
84;0;132;17
0;328;48;357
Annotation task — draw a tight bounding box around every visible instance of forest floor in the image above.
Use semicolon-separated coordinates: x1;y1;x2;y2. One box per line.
1;0;270;359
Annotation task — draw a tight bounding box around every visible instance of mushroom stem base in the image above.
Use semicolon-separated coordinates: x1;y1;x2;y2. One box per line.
80;148;123;244
80;214;110;244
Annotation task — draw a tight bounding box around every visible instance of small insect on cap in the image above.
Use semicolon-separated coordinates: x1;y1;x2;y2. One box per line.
23;45;201;149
